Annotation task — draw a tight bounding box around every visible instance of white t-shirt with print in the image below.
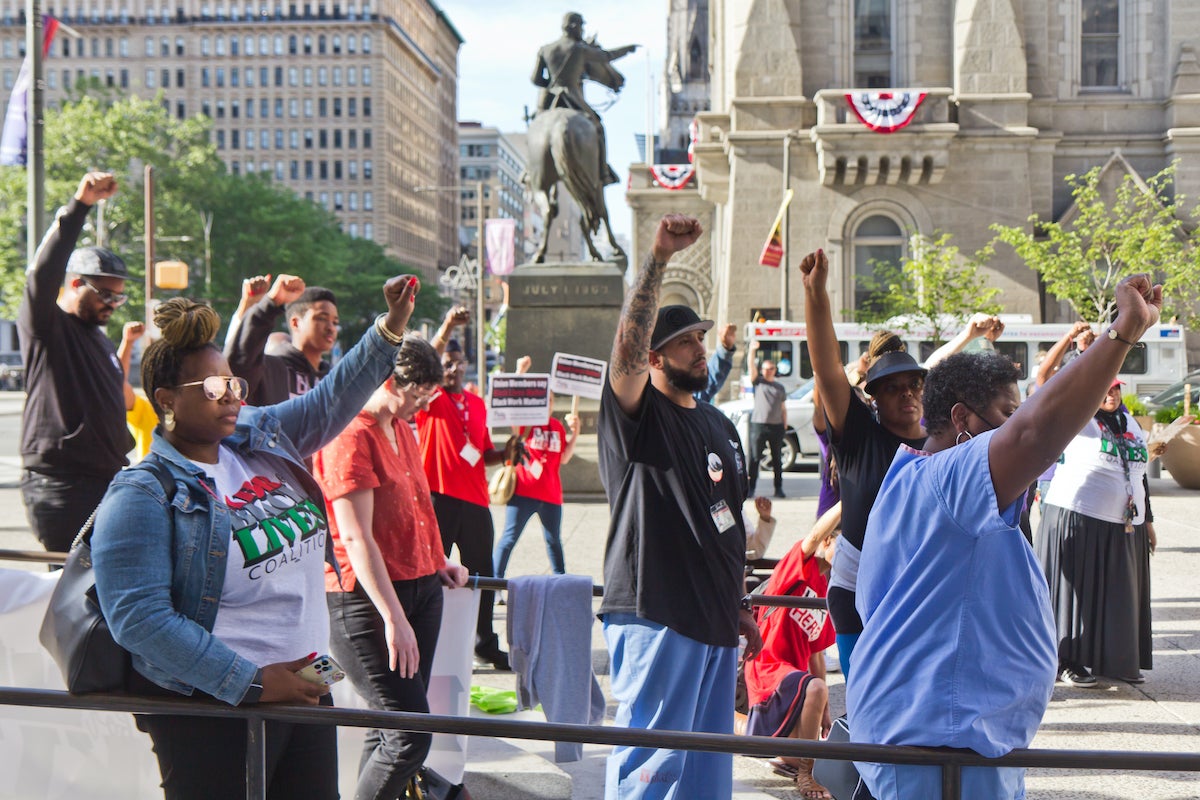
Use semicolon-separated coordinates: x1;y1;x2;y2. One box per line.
198;445;331;665
1043;414;1148;525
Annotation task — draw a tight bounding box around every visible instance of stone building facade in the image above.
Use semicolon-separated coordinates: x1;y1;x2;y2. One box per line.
0;0;462;278
629;0;1200;369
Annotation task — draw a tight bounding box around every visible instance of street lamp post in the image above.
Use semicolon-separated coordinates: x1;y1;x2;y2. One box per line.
416;180;486;397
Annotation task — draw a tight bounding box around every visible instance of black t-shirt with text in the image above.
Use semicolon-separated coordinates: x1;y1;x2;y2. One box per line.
598;381;748;647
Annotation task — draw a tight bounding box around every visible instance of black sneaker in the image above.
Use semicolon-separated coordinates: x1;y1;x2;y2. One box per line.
773;490;786;499
473;644;511;671
1059;664;1097;688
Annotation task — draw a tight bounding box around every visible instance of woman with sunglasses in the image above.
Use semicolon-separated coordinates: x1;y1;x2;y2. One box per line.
846;275;1162;800
313;336;468;800
92;275;418;800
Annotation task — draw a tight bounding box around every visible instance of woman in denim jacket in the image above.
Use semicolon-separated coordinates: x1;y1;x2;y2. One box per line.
92;275;418;800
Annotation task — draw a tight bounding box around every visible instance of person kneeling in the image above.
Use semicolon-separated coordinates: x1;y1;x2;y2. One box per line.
741;505;840;799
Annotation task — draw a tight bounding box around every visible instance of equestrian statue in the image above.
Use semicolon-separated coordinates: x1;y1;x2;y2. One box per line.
526;12;637;264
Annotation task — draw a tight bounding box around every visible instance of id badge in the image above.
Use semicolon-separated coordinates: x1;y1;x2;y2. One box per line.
460;443;481;466
528;459;544;480
710;500;737;533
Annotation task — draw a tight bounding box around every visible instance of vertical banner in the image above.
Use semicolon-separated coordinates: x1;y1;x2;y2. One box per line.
0;16;60;166
484;218;516;277
757;189;794;268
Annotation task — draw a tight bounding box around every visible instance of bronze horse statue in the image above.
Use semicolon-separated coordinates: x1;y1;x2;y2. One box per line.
525;106;625;264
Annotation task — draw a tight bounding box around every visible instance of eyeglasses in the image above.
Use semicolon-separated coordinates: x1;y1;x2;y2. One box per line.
80;278;129;307
962;402;1001;431
874;377;924;396
174;375;249;401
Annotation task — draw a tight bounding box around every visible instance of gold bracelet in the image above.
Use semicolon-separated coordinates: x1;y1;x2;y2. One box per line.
374;313;404;346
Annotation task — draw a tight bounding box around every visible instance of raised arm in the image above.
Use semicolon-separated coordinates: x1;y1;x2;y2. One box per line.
1035;321;1092;386
798;249;853;436
696;323;737;403
989;276;1161;508
608;214;703;414
924;314;1002;369
224;274;304;398
430;306;470;356
118;321;145;411
747;339;760;383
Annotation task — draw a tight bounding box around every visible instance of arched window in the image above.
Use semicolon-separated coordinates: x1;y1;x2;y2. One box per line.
851;214;905;316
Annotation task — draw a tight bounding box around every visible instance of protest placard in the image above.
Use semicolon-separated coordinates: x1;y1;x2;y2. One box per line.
550;352;607;400
488;373;551;427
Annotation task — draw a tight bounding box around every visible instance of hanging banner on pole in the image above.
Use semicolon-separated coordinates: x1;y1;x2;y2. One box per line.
758;189;794;268
485;218;516;276
0;15;61;166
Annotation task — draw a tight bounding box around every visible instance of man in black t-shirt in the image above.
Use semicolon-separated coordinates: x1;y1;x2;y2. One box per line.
19;172;134;555
598;214;763;800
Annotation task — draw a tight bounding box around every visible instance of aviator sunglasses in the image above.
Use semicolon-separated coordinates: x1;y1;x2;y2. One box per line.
79;278;129;307
174;375;249;401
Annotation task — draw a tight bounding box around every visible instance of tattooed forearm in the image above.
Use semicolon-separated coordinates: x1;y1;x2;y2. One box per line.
610;254;668;380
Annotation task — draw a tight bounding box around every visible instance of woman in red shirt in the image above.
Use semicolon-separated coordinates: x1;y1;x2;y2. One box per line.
314;336;468;800
492;356;581;578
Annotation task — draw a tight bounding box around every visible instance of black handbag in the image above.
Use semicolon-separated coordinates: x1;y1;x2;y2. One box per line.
38;460;175;693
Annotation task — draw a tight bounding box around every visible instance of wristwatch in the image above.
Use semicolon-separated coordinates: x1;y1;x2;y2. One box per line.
1106;328;1143;348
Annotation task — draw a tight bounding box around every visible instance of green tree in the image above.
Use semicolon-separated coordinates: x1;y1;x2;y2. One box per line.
1;93;447;340
992;165;1200;327
856;231;1003;344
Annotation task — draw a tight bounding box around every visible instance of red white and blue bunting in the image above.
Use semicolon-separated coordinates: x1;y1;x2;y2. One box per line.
649;164;696;190
845;91;927;133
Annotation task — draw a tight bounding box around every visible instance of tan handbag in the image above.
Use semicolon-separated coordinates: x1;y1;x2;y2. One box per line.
488;462;517;505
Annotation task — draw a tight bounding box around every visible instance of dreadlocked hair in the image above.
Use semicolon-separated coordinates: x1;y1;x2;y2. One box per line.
141;297;222;417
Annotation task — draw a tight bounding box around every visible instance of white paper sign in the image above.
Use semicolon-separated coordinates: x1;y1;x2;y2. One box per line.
487;373;551;427
549;353;607;400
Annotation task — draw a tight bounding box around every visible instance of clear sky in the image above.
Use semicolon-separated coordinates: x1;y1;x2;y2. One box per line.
435;1;668;244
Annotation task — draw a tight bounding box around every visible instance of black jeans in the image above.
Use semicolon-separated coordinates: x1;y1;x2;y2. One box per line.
21;469;114;555
128;670;338;800
328;574;443;800
431;492;498;651
748;422;785;492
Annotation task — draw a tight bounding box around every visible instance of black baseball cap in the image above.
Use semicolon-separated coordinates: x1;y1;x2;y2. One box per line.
650;305;714;351
864;351;927;395
66;246;128;279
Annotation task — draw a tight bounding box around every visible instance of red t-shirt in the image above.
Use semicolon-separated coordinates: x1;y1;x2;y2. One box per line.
513;418;567;505
744;544;835;706
314;412;446;592
415;389;494;508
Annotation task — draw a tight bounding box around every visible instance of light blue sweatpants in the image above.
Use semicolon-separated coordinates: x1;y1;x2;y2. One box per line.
602;613;736;800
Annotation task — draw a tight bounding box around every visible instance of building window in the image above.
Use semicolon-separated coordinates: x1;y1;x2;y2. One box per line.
854;0;892;88
851;214;905;316
348;160;357;178
176;37;184;56
1082;0;1120;88
363;191;372;211
363;159;372;179
347;34;356;53
290;159;299;179
363;129;371;148
348;192;357;211
362;66;371;86
361;33;370;53
145;68;156;88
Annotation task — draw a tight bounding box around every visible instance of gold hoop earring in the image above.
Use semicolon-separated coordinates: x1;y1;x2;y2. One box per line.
164;408;176;432
955;429;973;445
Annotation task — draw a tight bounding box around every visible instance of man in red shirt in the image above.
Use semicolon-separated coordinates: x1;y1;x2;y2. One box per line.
416;339;511;670
742;506;839;798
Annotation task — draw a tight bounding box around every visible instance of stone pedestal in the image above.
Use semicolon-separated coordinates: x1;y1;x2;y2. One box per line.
503;262;626;496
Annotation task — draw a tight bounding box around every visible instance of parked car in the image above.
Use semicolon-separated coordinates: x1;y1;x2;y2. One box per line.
0;353;23;391
1142;369;1200;412
718;379;818;471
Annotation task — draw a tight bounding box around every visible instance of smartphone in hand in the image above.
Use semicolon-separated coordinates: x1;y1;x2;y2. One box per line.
296;654;346;686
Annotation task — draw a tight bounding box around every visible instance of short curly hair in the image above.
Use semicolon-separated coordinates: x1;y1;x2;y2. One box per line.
393;335;441;387
923;352;1021;437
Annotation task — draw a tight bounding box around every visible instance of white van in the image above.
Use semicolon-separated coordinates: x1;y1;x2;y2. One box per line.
742;319;1189;397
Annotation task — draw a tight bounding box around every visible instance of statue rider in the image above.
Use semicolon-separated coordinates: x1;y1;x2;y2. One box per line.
531;12;638;186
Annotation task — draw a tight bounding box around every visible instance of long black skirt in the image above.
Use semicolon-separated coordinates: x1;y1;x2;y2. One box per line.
1035;504;1152;678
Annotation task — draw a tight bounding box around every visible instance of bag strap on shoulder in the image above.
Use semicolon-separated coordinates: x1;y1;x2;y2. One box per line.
70;458;177;551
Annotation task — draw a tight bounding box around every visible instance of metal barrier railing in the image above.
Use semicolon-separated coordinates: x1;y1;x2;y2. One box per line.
1;686;1197;800
5;549;1195;798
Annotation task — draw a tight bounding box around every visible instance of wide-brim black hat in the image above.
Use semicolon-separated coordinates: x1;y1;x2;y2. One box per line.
864;351;927;395
651;305;713;351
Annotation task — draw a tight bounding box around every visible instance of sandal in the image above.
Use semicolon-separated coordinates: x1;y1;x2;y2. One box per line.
795;758;832;800
767;758;798;779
